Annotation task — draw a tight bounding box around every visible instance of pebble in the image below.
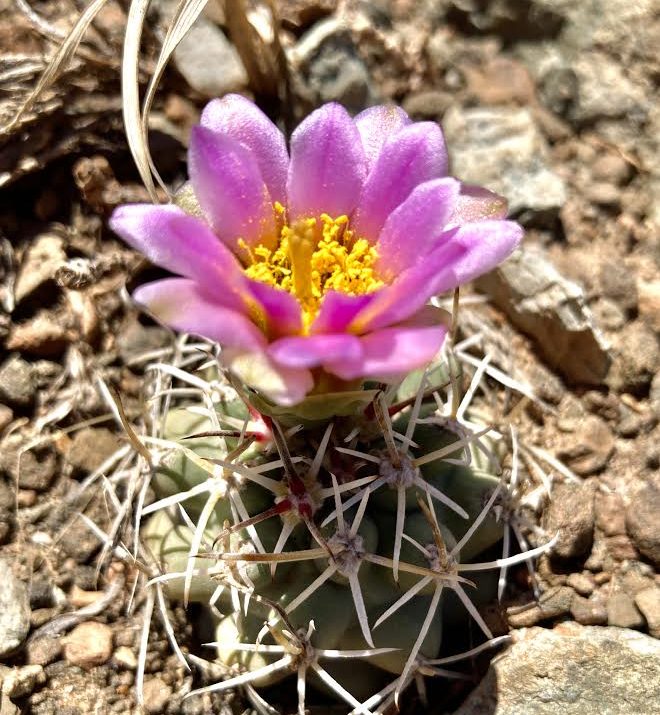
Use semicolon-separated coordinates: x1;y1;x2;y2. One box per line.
570;594;608;625
566;572;595;596
442;106;566;224
454;624;660;715
599;260;638;312
291;18;374;111
507;586;574;628
607;591;645;629
63;622;113;668
0;665;45;698
113;646;137;670
26;636;63;666
116;318;171;364
464;58;536;106
625;473;660;568
544;482;595;560
0;558;31;658
66;427;122;474
594;491;626;536
173;18;247;98
585;182;621;208
637;280;660;332
6;312;73;358
0;355;35;409
475;246;611;386
402;90;453;120
634;587;660;638
608;321;660;394
0;405;12;432
592;154;632;185
142;676;173;714
0;480;14;545
14;233;66;304
557;416;615;476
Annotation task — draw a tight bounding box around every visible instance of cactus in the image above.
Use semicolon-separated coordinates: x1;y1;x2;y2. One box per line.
137;346;551;712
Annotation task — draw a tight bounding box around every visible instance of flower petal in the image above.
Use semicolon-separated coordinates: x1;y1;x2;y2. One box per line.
201;94;289;205
268;334;363;369
355;105;411;170
375;178;461;276
188;126;277;256
287;103;367;220
352;122;449;241
227;351;314;407
133;279;267;352
351;219;522;332
109;204;249;312
327;309;449;381
246;280;302;337
310;291;379;334
447;184;508;227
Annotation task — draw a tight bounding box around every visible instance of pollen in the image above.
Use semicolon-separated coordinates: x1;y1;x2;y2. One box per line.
242;212;384;332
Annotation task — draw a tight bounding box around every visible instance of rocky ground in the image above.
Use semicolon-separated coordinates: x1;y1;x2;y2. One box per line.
0;0;658;713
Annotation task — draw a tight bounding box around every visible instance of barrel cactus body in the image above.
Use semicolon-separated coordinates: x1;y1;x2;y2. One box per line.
141;355;510;708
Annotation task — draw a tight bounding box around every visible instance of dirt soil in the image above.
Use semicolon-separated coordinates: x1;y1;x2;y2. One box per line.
0;0;658;713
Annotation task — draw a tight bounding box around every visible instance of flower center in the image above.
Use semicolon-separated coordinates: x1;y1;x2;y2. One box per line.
241;207;383;332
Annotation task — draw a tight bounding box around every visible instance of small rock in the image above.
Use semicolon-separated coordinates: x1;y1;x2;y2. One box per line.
566;572;595;596
637;280;660;332
66;427;122;474
635;587;660;638
464;58;536;106
608;591;645;629
545;482;595;560
571;52;649;125
0;434;57;492
6;311;74;358
443;106;566;224
592;154;632;185
605;534;639;562
608;321;659;394
475;247;611;385
591;298;627;331
116;319;170;363
0;480;14;545
626;474;660;568
454;624;660;715
1;665;45;698
599;261;638;312
571;594;608;625
595;492;626;536
26;636;62;666
402;90;453;120
0;693;19;715
0;405;12;433
173;18;247;98
113;646;137;670
63;622;113;668
507;587;573;628
142;676;173;714
585;182;621;208
0;355;35;408
291;18;375;111
558;416;615;476
14;233;66;304
0;558;31;658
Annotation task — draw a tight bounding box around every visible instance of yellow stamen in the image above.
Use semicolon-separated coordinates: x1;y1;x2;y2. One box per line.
242;212;383;332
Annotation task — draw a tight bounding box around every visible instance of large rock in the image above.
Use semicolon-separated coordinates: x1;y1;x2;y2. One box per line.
455;624;660;715
475;246;611;385
443;106;566;224
0;558;31;658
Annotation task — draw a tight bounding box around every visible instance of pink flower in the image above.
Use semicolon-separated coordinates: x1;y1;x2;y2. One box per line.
110;96;522;405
